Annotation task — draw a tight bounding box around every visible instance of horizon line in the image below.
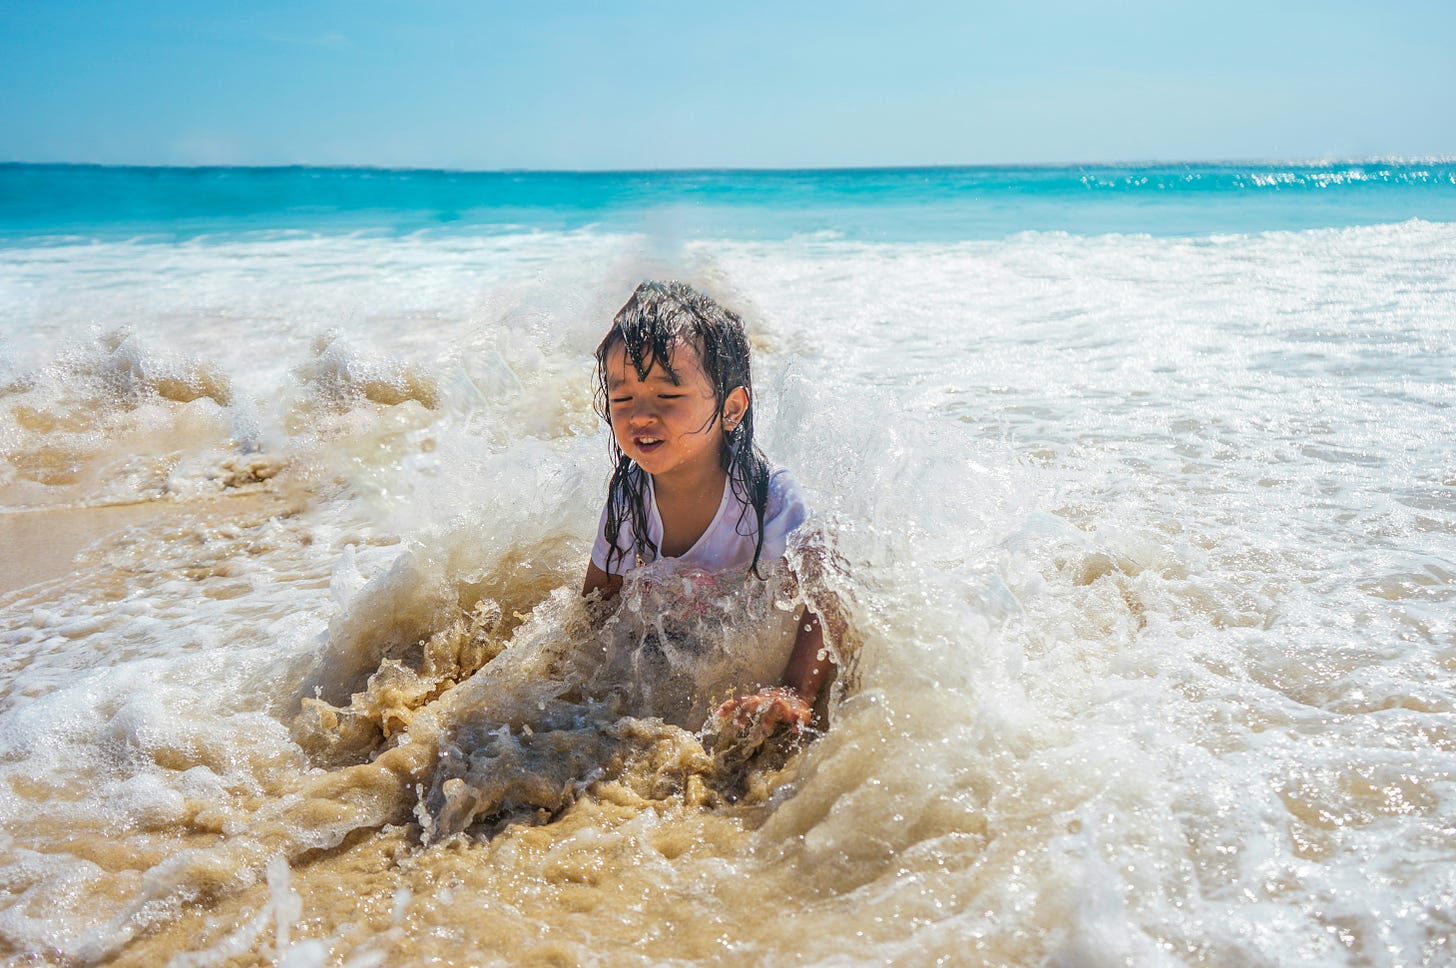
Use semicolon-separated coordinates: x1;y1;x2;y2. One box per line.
3;155;1454;177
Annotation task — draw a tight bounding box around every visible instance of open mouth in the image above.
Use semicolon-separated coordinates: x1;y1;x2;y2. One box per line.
634;436;664;453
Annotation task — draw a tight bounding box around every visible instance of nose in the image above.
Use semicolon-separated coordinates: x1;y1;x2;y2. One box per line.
614;398;656;429
625;399;656;426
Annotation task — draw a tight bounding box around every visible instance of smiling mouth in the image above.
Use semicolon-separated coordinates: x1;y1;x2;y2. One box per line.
634;436;664;451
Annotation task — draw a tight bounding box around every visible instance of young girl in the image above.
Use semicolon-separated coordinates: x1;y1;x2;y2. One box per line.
582;280;830;735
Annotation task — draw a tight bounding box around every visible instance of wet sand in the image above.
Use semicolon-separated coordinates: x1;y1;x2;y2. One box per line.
0;492;291;599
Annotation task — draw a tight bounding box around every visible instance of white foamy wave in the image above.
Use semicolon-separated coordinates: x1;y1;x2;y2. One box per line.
0;221;1453;964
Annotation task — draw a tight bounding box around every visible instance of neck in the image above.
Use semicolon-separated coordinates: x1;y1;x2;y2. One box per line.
650;459;728;503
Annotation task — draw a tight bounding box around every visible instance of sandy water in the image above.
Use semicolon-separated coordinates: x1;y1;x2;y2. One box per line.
1;221;1454;966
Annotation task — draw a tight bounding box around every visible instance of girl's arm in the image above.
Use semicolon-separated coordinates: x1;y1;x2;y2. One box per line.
782;607;830;705
715;606;831;735
582;560;622;599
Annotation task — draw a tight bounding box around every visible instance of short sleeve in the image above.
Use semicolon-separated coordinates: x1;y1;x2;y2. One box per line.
590;499;621;573
758;467;811;562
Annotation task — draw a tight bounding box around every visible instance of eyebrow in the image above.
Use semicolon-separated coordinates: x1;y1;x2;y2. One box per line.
607;368;680;390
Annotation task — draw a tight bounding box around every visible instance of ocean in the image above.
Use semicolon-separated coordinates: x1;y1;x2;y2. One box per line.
1;161;1453;966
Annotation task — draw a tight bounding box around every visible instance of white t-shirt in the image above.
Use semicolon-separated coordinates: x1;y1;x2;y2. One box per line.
591;466;810;576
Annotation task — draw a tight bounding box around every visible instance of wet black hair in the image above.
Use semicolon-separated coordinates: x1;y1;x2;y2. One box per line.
593;280;771;577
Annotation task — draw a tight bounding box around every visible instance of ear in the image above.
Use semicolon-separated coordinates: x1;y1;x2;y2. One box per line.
722;386;750;428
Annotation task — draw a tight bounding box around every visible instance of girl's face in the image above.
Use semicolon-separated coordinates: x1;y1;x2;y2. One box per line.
604;338;747;485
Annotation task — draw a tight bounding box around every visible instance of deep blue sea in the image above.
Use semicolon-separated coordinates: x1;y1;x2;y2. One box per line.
2;159;1454;242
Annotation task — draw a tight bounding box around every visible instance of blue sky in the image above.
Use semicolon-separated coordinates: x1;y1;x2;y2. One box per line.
1;0;1452;169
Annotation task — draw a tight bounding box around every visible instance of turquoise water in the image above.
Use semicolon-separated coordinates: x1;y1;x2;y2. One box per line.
3;160;1455;242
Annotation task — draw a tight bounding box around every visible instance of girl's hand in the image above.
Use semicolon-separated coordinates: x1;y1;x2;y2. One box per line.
714;686;812;737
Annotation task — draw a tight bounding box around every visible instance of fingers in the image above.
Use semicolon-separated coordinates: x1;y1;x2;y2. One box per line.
758;695;811;734
715;687;812;737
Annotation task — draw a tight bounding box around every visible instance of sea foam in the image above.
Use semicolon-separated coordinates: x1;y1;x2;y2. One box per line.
0;219;1453;965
